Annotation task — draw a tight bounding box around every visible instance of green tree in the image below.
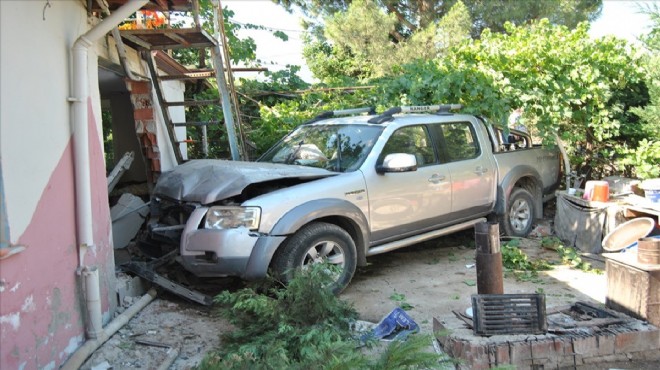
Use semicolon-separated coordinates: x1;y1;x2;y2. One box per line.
275;0;602;38
377;20;647;178
623;4;660;179
307;0;471;80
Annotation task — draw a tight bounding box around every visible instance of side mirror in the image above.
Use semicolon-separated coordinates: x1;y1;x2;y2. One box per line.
376;153;418;174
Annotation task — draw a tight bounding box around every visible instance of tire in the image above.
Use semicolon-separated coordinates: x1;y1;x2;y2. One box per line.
271;222;357;295
501;187;535;237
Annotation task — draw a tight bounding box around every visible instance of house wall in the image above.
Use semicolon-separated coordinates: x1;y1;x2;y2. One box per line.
0;2;115;369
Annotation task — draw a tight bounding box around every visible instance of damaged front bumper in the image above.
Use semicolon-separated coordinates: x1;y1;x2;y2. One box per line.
177;207;286;280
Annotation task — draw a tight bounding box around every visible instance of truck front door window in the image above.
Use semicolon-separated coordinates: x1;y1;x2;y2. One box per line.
379;126;435;166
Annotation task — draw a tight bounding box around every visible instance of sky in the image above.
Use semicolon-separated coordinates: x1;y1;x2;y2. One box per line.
223;0;656;82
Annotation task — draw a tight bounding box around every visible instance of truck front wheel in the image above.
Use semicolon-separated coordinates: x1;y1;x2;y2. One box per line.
502;188;535;237
271;222;357;294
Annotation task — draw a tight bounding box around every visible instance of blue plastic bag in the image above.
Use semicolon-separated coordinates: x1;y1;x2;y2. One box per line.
361;307;419;342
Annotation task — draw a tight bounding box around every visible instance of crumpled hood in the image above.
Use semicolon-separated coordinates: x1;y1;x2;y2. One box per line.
154;159;336;204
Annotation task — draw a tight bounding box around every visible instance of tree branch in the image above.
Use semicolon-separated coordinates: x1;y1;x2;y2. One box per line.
389;29;405;42
385;4;417;32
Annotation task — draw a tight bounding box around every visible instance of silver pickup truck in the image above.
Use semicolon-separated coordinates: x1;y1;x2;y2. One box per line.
148;105;560;293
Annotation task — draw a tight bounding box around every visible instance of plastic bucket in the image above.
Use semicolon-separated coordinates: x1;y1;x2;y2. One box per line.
584;180;610;202
642;179;660;204
601;217;656;252
645;189;660;203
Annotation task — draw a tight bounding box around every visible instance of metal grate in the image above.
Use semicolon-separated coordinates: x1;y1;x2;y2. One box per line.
471;294;547;335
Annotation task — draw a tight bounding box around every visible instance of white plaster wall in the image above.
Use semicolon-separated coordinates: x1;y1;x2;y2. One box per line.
0;0;89;242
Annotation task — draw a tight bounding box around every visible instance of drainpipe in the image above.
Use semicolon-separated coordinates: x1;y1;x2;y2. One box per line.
70;0;147;344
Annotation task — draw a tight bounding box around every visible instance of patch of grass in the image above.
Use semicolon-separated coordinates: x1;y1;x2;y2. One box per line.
118;341;133;350
556;245;603;274
502;239;553;271
389;292;414;311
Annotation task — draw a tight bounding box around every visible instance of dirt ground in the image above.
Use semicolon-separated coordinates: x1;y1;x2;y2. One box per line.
80;222;658;370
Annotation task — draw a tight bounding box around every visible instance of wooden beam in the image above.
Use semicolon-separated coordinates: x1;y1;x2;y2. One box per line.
149;42;214;50
159;71;215;80
163;31;191;47
121;33;152;49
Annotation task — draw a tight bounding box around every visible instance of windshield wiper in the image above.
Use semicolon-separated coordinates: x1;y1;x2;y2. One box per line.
286;140;304;164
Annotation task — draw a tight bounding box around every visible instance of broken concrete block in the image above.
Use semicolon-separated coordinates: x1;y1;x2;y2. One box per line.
111;193;149;249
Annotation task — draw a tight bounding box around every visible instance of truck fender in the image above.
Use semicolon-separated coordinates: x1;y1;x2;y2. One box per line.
496;166;543;219
272;198;370;265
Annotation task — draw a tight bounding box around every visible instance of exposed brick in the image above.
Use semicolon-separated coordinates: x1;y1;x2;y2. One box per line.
134;107;154;121
596;334;615;356
614;329;660;354
465;343;489;370
494;343;510;365
451;339;464;358
530;339;560;367
552;338;565;354
459;340;472;360
510;341;532;364
127;81;151;94
573;336;598;358
151;158;161;172
557;338;580;368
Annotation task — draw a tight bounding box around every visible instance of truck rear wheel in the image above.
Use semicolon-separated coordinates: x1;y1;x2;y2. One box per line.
502;188;535;237
271;222;357;294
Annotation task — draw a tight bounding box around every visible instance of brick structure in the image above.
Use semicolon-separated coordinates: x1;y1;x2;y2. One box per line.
433;311;660;369
126;79;161;184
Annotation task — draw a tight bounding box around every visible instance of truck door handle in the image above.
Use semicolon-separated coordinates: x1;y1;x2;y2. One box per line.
428;174;446;183
474;166;488;175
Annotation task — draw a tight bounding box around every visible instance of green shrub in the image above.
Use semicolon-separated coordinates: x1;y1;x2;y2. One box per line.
199;264;445;369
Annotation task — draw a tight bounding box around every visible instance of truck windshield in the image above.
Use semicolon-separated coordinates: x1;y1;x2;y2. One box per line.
258;124;384;172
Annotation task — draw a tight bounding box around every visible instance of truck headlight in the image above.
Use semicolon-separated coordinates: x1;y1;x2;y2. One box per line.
204;206;261;230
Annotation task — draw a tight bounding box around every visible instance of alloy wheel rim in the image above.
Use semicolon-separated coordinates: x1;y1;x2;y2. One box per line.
509;198;531;232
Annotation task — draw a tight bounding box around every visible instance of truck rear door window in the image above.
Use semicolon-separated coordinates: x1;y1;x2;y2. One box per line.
440;122;480;162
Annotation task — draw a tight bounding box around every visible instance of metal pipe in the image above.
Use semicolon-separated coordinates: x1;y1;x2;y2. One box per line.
474;222;504;294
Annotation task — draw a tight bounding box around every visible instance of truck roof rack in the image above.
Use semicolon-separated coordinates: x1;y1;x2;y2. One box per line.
367;104;462;124
304;107;376;124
